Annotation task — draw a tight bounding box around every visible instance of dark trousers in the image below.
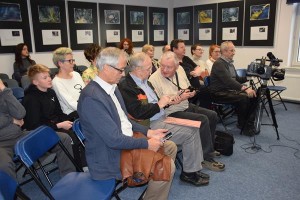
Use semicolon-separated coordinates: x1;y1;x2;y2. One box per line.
169;103;218;160
213;91;258;128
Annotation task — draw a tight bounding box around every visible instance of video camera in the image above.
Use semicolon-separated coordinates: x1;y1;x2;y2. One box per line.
247;52;285;81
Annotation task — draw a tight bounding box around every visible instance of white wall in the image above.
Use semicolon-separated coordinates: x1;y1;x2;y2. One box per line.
1;0;299;101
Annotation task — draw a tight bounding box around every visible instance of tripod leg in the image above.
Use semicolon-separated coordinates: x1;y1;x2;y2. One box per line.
265;88;280;140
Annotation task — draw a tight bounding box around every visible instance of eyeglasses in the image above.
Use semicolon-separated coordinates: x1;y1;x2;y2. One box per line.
108;65;125;73
195;48;204;51
61;59;75;64
213;50;221;53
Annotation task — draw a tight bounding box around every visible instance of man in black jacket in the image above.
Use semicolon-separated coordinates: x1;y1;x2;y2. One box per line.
210;41;258;136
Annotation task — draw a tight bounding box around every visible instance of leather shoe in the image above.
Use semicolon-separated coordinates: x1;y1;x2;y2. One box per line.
196;171;210;179
180;172;209;186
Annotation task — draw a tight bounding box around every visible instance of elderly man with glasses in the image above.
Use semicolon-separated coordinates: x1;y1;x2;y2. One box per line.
210;41;258;136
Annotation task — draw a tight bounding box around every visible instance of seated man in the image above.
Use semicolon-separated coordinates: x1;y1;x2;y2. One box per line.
0;79;75;180
119;52;209;186
77;47;176;200
210;41;257;136
171;39;211;109
149;51;225;172
22;64;87;170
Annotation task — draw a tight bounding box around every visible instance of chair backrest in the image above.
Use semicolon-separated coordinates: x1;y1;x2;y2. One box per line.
49;68;58;78
0;171;17;200
236;69;247;78
203;76;210;87
11;87;24;102
0;73;9;80
3;79;19;88
21;75;31;90
72;119;86;147
74;65;88;76
14;126;60;167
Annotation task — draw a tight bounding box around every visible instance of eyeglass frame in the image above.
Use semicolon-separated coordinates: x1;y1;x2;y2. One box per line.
108;64;126;73
61;59;75;64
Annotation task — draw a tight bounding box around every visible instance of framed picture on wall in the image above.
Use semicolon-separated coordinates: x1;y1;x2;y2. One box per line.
244;0;277;46
174;6;193;45
68;1;98;50
194;4;217;45
217;1;244;46
149;7;168;46
99;3;124;47
0;0;32;53
30;0;67;52
126;5;148;47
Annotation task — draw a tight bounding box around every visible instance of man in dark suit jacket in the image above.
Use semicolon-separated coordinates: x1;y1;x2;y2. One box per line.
77;47;176;200
210;41;258;136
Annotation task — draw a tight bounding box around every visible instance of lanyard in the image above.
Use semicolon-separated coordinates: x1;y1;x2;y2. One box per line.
166;72;181;91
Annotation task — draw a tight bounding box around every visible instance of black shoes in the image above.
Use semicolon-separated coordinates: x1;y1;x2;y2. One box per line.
196;171;210;179
180;171;209;186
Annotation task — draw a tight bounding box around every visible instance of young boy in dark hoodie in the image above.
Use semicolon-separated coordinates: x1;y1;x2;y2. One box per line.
22;64;87;170
0;78;75;180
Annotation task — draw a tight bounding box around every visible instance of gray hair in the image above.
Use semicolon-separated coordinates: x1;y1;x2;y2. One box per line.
142;44;154;53
96;47;127;71
220;41;233;53
128;52;149;72
52;47;72;67
160;51;179;67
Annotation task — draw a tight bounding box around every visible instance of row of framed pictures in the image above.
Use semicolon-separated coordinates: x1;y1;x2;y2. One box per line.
0;0;168;53
174;0;277;46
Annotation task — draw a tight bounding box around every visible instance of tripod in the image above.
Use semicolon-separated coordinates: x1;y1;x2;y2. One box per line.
254;79;280;141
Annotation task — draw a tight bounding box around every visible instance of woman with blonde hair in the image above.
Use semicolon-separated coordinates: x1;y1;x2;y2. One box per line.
142;44;160;74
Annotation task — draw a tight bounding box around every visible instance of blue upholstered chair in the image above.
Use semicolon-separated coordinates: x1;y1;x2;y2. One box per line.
14;126;115;200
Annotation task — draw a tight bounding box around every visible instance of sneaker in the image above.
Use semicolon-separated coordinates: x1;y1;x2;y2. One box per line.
180;172;209;187
202;159;225;172
196;171;210;179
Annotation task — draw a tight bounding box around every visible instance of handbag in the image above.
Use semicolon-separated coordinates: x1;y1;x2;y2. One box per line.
120;132;171;186
214;131;234;156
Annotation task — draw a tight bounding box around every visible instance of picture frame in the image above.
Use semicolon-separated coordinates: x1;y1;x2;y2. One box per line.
126;5;148;47
217;1;244;46
194;4;217;45
68;1;98;50
174;6;193;45
244;0;277;46
149;7;168;46
0;0;32;53
30;0;67;52
99;3;124;47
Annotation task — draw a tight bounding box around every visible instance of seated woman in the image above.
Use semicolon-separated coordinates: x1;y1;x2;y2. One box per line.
191;43;209;83
52;47;85;115
13;43;36;85
81;44;101;85
206;44;221;72
142;44;160;74
22;64;87;169
0;78;76;180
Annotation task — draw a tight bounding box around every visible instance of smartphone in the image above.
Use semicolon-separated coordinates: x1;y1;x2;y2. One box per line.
162;132;173;142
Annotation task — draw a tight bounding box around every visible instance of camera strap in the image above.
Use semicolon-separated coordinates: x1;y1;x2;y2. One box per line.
166;72;181;91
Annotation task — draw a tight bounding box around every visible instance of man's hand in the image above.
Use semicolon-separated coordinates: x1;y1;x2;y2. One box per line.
148;138;163;152
245;88;256;98
57;121;73;130
13;118;24;127
157;95;171;109
180;90;196;100
147;129;168;140
190;66;201;77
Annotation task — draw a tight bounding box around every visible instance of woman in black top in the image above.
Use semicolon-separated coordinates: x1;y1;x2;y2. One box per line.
13;43;36;85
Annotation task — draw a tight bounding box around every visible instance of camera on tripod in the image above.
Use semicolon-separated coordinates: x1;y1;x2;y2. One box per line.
247;52;285;81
